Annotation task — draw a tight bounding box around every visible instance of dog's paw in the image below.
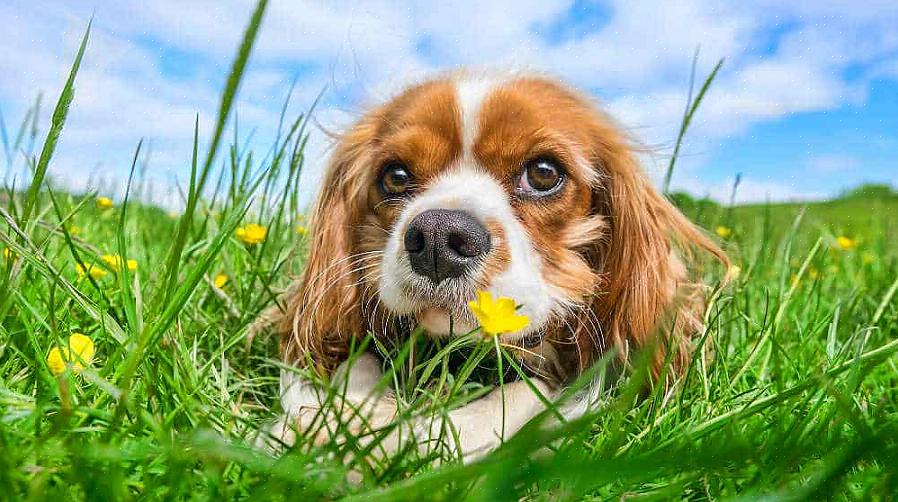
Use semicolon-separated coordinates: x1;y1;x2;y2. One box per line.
299;396;399;449
258;353;399;453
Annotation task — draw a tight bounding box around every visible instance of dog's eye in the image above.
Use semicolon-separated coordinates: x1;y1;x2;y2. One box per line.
517;158;563;195
379;162;412;196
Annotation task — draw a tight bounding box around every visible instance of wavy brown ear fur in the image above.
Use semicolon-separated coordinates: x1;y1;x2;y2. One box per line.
279;116;377;375
584;124;729;384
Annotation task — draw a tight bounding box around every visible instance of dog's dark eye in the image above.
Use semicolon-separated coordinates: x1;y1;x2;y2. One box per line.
517;158;563;195
379;162;412;196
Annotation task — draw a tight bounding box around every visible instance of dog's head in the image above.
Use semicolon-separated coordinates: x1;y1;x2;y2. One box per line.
281;71;727;382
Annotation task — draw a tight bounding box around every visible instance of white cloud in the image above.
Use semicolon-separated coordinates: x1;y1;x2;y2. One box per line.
673;174;826;204
2;0;897;207
871;58;898;79
807;154;861;174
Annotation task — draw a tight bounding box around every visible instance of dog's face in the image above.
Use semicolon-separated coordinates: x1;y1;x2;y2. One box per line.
283;72;726;379
368;76;600;341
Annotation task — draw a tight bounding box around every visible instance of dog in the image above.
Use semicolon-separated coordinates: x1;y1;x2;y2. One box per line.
262;70;728;461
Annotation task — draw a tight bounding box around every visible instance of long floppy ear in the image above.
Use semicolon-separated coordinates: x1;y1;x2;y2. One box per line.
587;132;729;383
280;117;378;375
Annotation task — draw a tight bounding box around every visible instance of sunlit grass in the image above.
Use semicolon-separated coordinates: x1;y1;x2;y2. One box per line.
2;0;898;499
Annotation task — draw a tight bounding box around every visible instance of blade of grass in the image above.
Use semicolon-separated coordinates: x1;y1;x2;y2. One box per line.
662;54;724;194
158;0;269;309
21;19;91;227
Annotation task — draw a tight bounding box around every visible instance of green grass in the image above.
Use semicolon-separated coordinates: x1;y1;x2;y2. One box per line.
2;3;898;499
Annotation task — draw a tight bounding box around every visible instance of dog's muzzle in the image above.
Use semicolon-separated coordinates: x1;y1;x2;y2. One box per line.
403;209;491;283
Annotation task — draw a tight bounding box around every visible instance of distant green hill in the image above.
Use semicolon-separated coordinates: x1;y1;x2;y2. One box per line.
673;183;898;255
839;182;897;199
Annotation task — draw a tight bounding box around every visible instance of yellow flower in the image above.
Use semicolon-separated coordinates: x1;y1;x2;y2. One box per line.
96;196;114;210
101;254;138;272
790;268;819;287
47;333;95;376
726;265;742;282
2;248;14;261
468;290;530;336
76;263;107;280
235;223;267;245
835;236;856;251
214;273;228;288
715;226;732;239
295;225;307;236
68;225;81;236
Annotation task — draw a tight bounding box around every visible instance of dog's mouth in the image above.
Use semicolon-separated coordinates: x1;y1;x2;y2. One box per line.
415;306;477;337
387;276;481;335
413;306;546;350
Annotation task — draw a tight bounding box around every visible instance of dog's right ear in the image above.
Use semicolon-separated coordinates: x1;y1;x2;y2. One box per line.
280;115;379;375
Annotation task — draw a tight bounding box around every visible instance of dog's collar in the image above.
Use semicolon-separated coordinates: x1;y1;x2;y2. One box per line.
518;331;545;349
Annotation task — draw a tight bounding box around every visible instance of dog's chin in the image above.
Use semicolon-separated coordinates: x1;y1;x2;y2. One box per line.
414;306;543;344
415;307;476;337
378;277;547;341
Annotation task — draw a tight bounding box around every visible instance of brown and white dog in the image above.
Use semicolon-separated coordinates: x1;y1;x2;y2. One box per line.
265;70;728;460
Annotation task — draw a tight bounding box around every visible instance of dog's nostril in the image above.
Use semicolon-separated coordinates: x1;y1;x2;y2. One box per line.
404;226;426;254
447;229;487;258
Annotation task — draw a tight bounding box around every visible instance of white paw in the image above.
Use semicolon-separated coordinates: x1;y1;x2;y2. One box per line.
258;353;398;453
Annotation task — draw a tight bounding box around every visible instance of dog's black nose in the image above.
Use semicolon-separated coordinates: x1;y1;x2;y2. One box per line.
404;209;491;283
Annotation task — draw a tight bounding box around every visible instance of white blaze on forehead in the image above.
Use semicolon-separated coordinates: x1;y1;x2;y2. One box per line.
379;167;559;339
404;167;507;218
454;75;504;158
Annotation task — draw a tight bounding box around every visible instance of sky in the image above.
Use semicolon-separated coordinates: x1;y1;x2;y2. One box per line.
2;0;897;208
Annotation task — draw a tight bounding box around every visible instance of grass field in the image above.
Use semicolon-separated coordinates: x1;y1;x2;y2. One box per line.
2;2;898;499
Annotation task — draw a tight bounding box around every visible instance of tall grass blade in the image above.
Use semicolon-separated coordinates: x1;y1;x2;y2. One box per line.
21;19;91;227
662;55;724;194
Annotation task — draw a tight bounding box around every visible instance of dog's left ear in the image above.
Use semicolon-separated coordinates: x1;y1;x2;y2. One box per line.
582;119;729;382
279;115;379;375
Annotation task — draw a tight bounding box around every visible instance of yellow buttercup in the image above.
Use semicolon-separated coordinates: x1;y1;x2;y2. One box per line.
101;254;138;273
468;290;530;336
96;196;114;210
47;333;95;376
235;223;268;245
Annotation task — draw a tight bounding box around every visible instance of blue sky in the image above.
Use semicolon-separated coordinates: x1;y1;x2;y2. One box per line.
2;0;897;207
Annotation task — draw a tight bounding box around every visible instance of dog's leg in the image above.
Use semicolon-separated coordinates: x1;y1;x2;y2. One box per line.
418;379;555;462
264;359;556;464
262;353;392;450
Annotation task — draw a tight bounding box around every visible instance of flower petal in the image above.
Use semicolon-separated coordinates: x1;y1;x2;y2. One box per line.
495;297;517;315
66;335;94;371
476;290;494;310
47;347;66;376
505;315;530;333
